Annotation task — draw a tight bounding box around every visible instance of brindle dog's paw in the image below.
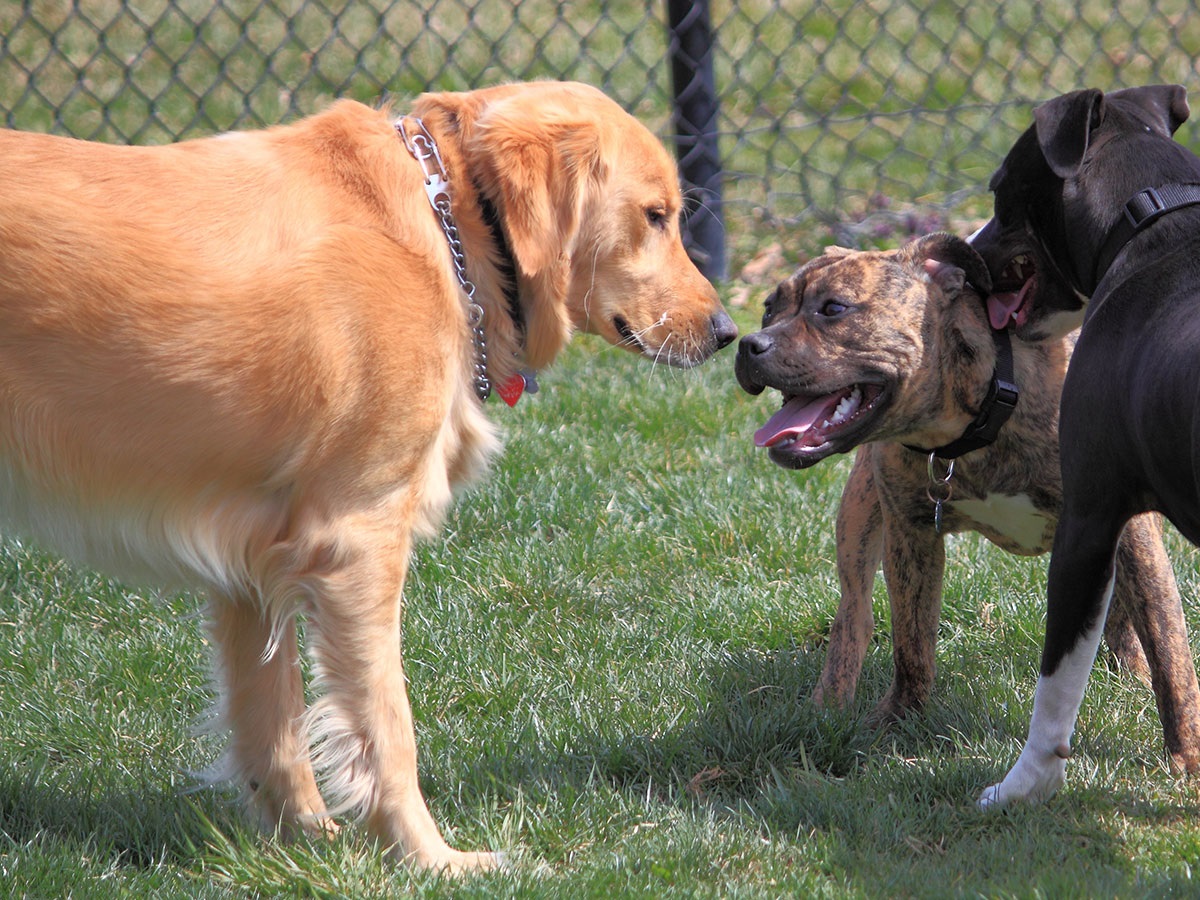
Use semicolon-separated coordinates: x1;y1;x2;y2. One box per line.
865;687;925;729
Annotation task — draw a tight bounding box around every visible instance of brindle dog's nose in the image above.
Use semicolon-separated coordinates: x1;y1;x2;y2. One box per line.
738;331;773;357
711;311;738;349
734;331;772;395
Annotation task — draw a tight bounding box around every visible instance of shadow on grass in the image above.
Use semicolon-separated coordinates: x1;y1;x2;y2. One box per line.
0;765;237;870
6;643;1197;893
449;641;1200;892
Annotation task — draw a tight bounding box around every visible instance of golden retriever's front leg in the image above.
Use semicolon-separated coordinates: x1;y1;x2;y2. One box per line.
303;538;501;874
209;598;332;837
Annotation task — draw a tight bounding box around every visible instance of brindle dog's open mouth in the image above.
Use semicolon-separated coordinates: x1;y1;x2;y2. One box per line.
754;382;887;468
986;253;1037;329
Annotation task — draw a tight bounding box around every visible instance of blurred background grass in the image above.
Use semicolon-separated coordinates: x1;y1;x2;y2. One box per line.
4;0;1200;267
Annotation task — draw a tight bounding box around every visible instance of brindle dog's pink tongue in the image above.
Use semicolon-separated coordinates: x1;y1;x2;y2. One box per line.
754;395;835;447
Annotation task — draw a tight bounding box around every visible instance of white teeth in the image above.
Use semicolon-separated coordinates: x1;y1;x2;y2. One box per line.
826;386;862;428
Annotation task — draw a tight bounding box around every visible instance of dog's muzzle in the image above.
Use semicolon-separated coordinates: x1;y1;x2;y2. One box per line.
734;331;773;395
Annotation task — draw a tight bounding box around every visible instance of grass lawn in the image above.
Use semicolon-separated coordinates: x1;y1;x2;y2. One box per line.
3;303;1200;897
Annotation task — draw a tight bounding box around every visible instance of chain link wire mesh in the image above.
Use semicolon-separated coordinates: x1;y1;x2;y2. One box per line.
3;1;1200;271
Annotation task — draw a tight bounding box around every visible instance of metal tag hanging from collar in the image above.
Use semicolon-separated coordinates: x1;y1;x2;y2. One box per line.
397;116;491;402
926;453;954;534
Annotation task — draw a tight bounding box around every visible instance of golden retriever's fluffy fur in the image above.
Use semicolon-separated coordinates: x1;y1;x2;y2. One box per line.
0;81;734;871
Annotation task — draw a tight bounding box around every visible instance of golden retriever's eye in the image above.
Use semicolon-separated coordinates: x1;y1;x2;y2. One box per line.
646;206;668;229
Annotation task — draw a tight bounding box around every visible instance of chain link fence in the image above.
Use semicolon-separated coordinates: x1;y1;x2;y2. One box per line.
3;0;1200;277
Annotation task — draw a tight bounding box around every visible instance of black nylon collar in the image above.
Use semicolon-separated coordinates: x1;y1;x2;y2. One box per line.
473;182;525;339
901;185;1200;461
904;325;1020;460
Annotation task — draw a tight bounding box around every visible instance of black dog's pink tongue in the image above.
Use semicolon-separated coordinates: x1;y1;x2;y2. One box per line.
987;292;1022;329
754;395;836;448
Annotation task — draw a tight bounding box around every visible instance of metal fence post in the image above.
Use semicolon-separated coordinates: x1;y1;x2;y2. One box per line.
666;0;726;281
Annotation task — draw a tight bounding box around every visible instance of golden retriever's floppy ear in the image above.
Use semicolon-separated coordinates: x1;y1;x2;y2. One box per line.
469;98;605;278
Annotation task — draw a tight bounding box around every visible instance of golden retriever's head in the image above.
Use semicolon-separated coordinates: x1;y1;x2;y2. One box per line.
462;82;736;369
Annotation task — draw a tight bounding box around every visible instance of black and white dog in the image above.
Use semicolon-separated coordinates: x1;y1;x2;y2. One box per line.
971;84;1200;807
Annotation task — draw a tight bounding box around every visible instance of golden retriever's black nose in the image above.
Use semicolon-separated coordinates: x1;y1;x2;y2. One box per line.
712;311;738;349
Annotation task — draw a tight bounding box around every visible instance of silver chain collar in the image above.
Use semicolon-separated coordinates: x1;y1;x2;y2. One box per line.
397;116;491;402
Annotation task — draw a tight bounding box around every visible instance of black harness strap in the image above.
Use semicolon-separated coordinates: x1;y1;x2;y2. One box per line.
1095;183;1200;286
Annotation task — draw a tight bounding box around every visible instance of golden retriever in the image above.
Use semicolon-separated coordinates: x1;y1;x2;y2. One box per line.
0;81;735;872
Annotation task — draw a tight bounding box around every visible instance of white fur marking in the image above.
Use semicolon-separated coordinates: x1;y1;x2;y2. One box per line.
978;573;1115;809
951;494;1055;552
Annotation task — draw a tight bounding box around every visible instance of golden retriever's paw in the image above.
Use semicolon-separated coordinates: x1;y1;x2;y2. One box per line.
442;849;509;877
404;846;509;877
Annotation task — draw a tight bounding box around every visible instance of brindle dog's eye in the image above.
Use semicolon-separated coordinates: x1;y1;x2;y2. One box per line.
818;298;849;317
761;288;778;324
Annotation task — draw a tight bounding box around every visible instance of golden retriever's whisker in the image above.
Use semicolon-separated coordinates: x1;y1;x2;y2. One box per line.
580;245;602;322
680;185;721;221
626;319;663;355
651;330;682;368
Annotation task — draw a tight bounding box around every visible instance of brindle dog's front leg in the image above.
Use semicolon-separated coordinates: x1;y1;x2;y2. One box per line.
872;486;946;724
815;449;885;709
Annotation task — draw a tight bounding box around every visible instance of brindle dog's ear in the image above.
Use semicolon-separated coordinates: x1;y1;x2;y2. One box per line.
905;232;992;298
787;250;845;290
1033;88;1104;179
1109;84;1190;137
823;245;856;259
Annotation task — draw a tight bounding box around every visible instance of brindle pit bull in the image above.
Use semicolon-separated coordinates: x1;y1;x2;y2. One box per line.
733;232;1200;772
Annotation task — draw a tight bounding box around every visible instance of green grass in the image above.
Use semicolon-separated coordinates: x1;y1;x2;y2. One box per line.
4;305;1200;897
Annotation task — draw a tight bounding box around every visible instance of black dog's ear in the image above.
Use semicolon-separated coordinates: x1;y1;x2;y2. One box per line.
1033;88;1104;179
1109;84;1190;137
905;232;992;297
1162;84;1190;134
